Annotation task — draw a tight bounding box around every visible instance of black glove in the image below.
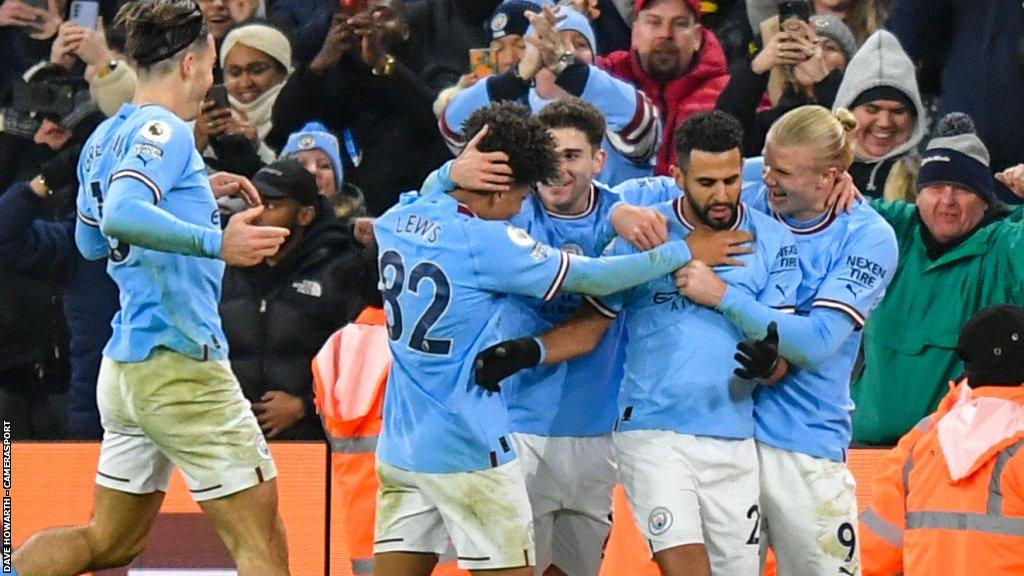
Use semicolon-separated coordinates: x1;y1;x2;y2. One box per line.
39;143;83;191
734;321;780;380
473;337;542;392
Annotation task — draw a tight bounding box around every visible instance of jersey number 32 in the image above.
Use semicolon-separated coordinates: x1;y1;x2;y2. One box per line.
379;250;452;355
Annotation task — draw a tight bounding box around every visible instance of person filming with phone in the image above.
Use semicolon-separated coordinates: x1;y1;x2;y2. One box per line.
195;20;293;176
0;0;63;95
717;2;855;156
265;0;451;216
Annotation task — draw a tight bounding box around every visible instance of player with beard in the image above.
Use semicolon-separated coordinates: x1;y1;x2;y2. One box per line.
473;110;802;576
598;0;730;175
675;105;899;576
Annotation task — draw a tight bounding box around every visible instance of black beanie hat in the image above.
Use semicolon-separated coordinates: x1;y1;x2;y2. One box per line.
956;304;1024;387
850;86;917;117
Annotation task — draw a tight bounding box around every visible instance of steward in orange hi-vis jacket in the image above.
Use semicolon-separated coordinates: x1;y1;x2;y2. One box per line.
312;306;465;576
859;304;1024;575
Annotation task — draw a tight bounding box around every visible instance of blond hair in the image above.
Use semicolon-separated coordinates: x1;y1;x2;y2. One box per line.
767;105;857;170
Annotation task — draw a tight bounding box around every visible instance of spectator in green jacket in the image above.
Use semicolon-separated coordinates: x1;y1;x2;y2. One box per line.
852;113;1024;446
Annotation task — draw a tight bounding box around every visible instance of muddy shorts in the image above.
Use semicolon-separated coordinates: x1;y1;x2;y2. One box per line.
374;459;535;570
95;349;276;501
757;441;860;576
511;432;615;576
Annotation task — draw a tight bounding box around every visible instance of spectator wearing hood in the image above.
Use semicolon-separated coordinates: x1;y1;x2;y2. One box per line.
267;0;451;216
440;2;661;186
220;159;367;440
852;113;1024;447
831;29;926;199
717;13;854;156
887;0;1024;204
859;303;1024;575
281;121;366;221
598;0;730;175
195;20;292;176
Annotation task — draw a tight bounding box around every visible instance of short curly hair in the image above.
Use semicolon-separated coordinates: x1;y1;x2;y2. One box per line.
673;110;744;169
462;101;559;188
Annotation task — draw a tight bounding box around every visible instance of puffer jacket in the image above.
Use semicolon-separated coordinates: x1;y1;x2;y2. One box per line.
220;203;368;439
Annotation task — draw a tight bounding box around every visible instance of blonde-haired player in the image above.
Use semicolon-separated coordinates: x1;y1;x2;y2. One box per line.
676;105;899;575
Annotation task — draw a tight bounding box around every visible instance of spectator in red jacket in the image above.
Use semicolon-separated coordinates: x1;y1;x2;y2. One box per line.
598;0;729;175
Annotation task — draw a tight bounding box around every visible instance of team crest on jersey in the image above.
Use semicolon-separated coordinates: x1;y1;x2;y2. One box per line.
298;135;316;150
561;243;584;256
140;120;171;144
506;225;535;248
255;434;271;460
649;507;673;535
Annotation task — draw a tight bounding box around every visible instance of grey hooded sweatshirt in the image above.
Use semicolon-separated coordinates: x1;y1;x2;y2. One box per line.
833;30;927;196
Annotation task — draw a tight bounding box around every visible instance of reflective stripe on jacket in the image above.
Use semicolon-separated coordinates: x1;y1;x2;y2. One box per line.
859;381;1024;575
312;307;465;575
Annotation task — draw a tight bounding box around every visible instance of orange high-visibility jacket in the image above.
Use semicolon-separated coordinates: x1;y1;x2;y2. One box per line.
312;307;465;576
859;381;1024;575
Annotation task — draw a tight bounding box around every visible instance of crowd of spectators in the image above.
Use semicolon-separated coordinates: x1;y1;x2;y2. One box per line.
0;0;1021;444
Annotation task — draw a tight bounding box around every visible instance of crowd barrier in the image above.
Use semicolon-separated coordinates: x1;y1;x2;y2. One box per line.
7;442;888;575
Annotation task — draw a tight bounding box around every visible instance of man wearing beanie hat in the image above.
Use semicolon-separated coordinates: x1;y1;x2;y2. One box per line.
440;2;661;185
859;303;1024;575
832;30;926;198
220;158;363;441
851;113;1024;447
888;0;1024;203
598;0;729;175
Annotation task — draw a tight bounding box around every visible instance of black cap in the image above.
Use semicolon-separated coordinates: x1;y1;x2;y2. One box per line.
252;158;319;206
956;304;1024;387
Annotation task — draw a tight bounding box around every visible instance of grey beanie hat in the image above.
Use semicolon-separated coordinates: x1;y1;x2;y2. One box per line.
810;14;857;61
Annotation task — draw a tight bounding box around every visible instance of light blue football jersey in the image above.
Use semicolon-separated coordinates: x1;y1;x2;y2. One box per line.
374;190;579;473
76;103;226;362
593;187;801;439
742;157;899;461
500;183;625;437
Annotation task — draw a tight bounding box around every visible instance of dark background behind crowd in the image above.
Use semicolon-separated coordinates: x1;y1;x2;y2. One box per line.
0;0;1021;445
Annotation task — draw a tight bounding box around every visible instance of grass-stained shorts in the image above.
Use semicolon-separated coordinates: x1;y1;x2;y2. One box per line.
95;349;276;501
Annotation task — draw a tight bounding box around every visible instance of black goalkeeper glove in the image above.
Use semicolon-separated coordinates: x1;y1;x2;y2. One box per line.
473;337;542;392
734;321;780;380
